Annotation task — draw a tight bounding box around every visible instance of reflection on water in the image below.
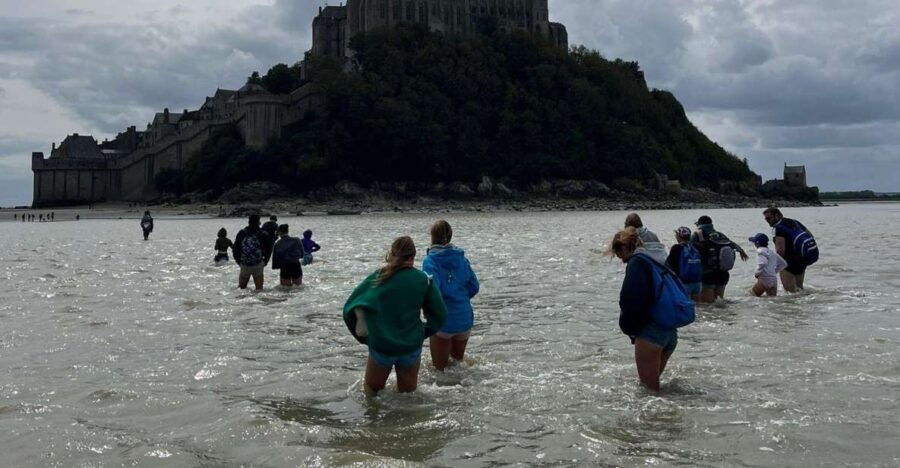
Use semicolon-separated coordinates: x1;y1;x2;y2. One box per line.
0;204;899;466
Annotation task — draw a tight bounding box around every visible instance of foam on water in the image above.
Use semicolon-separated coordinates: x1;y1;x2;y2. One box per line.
0;205;898;466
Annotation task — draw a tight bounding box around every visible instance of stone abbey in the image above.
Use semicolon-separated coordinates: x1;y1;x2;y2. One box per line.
31;1;567;206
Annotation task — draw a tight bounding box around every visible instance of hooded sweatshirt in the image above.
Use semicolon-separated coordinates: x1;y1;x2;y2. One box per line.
636;227;668;265
343;268;447;356
272;235;305;269
422;245;480;334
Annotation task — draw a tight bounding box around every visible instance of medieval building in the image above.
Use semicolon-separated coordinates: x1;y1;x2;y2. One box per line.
32;1;567;206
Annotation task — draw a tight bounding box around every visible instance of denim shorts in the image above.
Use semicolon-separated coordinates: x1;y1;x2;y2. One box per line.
637;322;678;353
369;347;422;369
683;282;702;296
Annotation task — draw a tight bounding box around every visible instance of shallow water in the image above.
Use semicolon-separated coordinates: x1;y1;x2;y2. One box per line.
1;204;898;466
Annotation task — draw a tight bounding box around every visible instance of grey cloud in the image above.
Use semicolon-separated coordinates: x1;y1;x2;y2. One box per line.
64;9;93;16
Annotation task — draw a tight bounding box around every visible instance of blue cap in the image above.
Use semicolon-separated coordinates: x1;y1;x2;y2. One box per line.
749;233;769;246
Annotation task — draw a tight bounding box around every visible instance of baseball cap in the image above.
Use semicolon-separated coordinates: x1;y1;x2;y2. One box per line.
695;215;712;226
748;233;769;246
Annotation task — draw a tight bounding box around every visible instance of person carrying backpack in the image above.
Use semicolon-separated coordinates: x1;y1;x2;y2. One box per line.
610;227;695;391
140;211;154;241
764;207;818;292
234;214;273;290
690;215;749;303
666;226;702;302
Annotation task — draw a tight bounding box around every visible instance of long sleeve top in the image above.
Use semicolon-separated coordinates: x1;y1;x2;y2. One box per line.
619;254;655;338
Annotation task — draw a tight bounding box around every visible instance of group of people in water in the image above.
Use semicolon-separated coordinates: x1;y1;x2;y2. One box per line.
611;207;818;390
16;212;54;222
136;207;817;394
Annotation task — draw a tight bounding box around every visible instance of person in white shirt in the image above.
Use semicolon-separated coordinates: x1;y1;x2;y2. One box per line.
749;233;787;297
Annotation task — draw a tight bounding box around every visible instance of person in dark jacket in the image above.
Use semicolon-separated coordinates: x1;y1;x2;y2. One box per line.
214;228;233;264
422;220;480;370
301;230;321;265
272;224;305;286
261;215;279;243
610;227;676;391
234;214;273;290
764;207;815;292
690;215;749;303
140;211;154;240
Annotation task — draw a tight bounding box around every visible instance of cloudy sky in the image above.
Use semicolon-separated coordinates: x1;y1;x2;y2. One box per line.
1;0;897;205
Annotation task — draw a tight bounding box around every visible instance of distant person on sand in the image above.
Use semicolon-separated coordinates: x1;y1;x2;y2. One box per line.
140;211;154;240
14;214;17;220
624;213;667;264
610;227;694;391
748;233;787;297
301;230;321;265
423;220;480;371
666;227;703;302
214;228;233;264
691;216;749;303
39;214;44;222
50;212;54;221
343;236;447;396
261;215;279;244
764;208;818;292
234;214;273;290
272;224;305;286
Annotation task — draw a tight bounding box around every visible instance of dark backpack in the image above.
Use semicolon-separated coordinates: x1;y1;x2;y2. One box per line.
678;244;703;283
699;231;736;272
240;232;263;266
777;220;819;266
636;254;696;329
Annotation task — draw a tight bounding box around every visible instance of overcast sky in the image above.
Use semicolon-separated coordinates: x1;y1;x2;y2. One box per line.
1;0;898;205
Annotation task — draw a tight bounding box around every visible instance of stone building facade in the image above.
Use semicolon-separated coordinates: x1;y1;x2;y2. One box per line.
32;1;567;206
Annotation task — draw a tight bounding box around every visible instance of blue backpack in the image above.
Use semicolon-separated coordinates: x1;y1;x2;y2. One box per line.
636;254;696;329
678;244;703;284
777;220;819;266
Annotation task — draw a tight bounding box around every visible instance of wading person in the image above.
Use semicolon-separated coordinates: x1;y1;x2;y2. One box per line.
343;236;447;396
234;214;273;290
666;227;703;302
272;224;304;287
749;233;787;297
301;230;321;265
261;215;279;244
764;208;818;292
140;211;153;240
691;216;749;303
422;220;480;371
214;228;233;264
611;227;695;391
624;213;667;264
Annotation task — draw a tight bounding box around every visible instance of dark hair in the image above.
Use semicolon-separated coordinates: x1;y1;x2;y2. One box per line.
696;215;712;225
430;220;453;245
217;228;227;238
278;224;289;234
248;214;261;225
377;237;416;286
763;207;783;217
144;211;150;216
270;215;277;221
624;213;643;229
303;229;312;238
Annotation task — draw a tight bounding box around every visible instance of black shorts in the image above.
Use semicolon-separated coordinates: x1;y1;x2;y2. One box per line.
214;253;229;263
701;270;730;287
279;262;303;280
785;257;807;276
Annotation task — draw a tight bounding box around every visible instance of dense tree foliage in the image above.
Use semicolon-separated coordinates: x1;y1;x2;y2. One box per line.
193;24;757;194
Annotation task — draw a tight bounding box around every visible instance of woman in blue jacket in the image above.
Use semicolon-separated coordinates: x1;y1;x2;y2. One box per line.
422;220;480;370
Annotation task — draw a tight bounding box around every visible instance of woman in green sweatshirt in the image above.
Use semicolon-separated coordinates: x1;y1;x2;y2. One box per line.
343;236;448;395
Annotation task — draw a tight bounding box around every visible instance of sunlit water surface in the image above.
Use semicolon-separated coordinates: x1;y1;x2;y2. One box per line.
1;204;898;466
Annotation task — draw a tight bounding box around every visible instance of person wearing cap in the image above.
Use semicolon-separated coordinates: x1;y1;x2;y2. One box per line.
749;233;787;297
763;207;816;292
690;215;749;303
261;215;279;243
624;213;667;264
234;214;274;290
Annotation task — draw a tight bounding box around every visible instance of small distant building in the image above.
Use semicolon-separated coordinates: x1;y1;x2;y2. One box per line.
784;164;807;187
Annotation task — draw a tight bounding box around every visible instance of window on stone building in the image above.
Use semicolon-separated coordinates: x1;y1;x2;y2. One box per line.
394;0;402;20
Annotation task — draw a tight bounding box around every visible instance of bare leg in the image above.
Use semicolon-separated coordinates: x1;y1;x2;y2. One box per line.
634;338;664;391
395;360;421;393
795;273;805;290
430;335;451;371
252;273;264;291
751;280;766;297
659;350;674;377
280;277;292;287
364;356;392;396
765;286;778;297
690;293;700;303
716;285;726;299
780;270;799;293
699;287;716;304
292;277;302;286
450;338;469;362
238;272;250;289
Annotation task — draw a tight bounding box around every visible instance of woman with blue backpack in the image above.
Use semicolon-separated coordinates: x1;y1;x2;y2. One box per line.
610;227;695;391
666;227;703;302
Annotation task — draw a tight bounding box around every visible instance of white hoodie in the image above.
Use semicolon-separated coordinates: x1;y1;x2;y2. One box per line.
755;246;787;279
636;227;668;265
